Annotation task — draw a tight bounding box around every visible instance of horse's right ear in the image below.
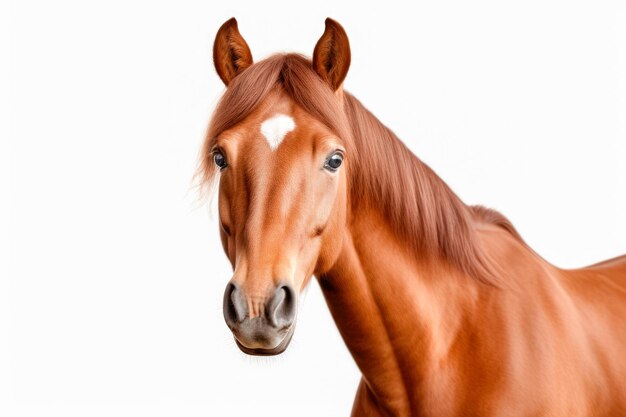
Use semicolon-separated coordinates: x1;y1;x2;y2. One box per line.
213;18;253;86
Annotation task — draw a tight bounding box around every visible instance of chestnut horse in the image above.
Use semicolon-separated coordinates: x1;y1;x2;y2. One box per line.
200;18;626;416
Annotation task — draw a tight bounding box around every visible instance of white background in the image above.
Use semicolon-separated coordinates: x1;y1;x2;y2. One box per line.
3;0;625;416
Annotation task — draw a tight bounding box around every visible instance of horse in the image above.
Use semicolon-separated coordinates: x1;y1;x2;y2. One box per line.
199;17;626;417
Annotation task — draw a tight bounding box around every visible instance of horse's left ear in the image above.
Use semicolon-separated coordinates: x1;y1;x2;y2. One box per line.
313;18;351;92
213;18;253;86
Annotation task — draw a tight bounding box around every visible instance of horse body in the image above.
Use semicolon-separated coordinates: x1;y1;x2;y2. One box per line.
203;18;626;416
322;205;626;416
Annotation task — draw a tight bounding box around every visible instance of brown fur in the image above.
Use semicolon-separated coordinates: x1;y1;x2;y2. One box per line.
202;18;626;417
313;18;352;91
201;53;500;284
212;18;254;86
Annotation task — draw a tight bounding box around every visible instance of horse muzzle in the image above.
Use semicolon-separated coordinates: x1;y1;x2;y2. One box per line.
223;281;297;356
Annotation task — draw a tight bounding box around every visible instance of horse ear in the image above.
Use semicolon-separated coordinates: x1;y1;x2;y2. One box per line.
312;18;351;92
213;18;253;86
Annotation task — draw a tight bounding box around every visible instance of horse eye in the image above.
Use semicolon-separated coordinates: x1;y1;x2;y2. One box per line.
324;153;343;172
213;151;227;170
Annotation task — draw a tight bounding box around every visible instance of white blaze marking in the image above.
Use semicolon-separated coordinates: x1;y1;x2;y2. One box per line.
260;114;295;150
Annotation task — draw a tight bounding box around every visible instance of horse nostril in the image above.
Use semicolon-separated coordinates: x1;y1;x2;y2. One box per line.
223;282;246;326
267;284;296;328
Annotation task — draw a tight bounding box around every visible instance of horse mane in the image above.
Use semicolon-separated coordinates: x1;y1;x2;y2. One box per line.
471;205;523;242
200;53;522;284
342;94;506;283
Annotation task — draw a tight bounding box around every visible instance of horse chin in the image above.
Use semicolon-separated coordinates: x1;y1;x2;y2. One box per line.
234;325;295;356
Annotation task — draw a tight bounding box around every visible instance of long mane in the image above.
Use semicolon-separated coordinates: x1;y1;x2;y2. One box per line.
200;53;521;284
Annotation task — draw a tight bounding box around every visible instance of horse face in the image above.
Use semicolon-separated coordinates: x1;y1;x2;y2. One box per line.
214;92;348;355
209;17;352;355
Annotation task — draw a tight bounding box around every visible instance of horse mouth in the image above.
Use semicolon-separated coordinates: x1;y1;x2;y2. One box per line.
233;325;295;356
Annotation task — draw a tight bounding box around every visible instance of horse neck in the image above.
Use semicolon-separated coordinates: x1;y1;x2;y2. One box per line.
317;97;509;413
318;204;484;415
341;93;494;283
